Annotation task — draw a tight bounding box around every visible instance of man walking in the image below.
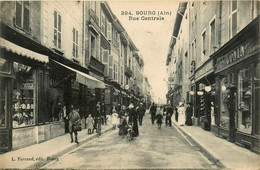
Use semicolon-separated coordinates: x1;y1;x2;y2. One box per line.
166;105;173;127
137;103;145;126
150;102;157;125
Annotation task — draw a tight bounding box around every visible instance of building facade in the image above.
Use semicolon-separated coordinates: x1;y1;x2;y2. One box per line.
0;1;148;152
166;0;260;152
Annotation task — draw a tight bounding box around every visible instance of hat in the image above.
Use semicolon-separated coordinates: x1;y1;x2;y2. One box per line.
178;102;183;106
129;104;134;109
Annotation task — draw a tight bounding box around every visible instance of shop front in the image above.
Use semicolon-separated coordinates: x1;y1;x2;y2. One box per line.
0;37;49;151
193;58;215;129
213;17;259;152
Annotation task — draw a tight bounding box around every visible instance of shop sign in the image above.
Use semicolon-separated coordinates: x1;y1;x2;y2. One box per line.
215;39;257;72
195;60;213;80
89;72;104;81
23;82;33;89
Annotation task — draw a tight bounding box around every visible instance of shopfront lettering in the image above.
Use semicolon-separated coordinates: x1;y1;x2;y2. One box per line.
216;43;245;71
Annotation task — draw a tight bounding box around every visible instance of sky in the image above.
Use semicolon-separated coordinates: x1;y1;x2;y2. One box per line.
108;1;179;104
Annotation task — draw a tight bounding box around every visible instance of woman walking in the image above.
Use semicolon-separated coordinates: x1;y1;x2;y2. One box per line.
177;102;185;126
86;114;94;134
128;103;139;137
156;106;164;129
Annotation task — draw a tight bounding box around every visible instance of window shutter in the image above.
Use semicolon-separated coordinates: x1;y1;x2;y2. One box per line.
109;55;113;67
58;14;61;32
117;33;120;47
107;22;112;40
15;1;22;28
103;50;109;63
54;11;57;28
23;2;30;32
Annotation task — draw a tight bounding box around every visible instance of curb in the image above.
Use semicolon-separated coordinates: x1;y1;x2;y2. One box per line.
172;122;226;169
26;127;113;169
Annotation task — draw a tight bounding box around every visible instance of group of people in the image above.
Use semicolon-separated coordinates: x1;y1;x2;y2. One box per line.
175;102;193;126
68;102;108;144
111;102;146;138
149;103;174;129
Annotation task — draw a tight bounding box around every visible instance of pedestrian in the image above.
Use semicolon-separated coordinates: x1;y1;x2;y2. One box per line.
68;105;81;143
118;114;128;136
156;106;164;129
118;105;125;125
166;105;173;127
128;103;139;137
150;102;157;125
111;109;119;129
86;114;94;134
95;102;102;136
185;102;193;126
101;103;107;125
175;106;178;122
177;102;185;126
137;103;146;126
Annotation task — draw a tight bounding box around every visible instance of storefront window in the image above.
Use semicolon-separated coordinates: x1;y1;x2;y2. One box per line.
254;63;260;135
0;58;11;73
238;67;252;134
220;76;230;128
0;77;7;128
12;62;35;128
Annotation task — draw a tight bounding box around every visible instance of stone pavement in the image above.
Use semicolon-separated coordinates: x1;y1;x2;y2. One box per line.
0;117;112;169
172;118;260;169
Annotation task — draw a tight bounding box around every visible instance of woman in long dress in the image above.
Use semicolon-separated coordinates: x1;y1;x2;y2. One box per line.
177;102;185;126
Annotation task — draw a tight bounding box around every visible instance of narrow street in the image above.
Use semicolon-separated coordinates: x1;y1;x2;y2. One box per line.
43;116;216;169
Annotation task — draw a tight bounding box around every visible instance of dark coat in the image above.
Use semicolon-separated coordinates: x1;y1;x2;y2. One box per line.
137;106;146;117
129;108;139;137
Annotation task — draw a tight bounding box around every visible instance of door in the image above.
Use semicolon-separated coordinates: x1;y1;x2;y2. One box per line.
228;86;236;142
0;77;12;152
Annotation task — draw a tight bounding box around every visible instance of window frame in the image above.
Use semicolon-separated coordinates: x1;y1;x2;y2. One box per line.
228;0;238;39
54;10;62;49
72;28;79;58
209;16;216;55
15;1;30;33
201;29;206;59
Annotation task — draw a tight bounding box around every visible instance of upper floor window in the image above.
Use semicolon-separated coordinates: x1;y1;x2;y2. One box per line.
101;11;107;36
90;34;96;59
15;1;30;32
54;10;61;49
201;31;206;57
228;0;238;39
114;62;118;81
72;28;78;58
210;19;216;55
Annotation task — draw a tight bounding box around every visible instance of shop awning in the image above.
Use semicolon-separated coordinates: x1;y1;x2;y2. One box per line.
0;37;49;63
53;60;106;89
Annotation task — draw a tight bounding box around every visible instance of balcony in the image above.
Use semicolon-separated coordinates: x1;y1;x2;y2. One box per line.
88;56;105;76
125;67;132;77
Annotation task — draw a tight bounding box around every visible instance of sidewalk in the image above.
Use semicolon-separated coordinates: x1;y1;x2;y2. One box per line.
172;119;260;169
0;118;113;169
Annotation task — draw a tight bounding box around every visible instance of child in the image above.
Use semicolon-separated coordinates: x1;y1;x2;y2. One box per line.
111;112;119;129
86;114;94;134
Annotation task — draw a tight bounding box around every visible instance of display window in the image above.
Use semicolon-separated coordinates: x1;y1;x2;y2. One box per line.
238;67;252;134
0;58;11;73
220;76;230;128
12;62;35;128
0;77;7;128
253;62;260;135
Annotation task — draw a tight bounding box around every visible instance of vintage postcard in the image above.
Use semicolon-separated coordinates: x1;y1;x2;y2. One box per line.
0;0;259;169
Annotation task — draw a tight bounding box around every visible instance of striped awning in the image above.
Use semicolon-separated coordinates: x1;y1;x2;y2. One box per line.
53;60;105;89
0;37;49;63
